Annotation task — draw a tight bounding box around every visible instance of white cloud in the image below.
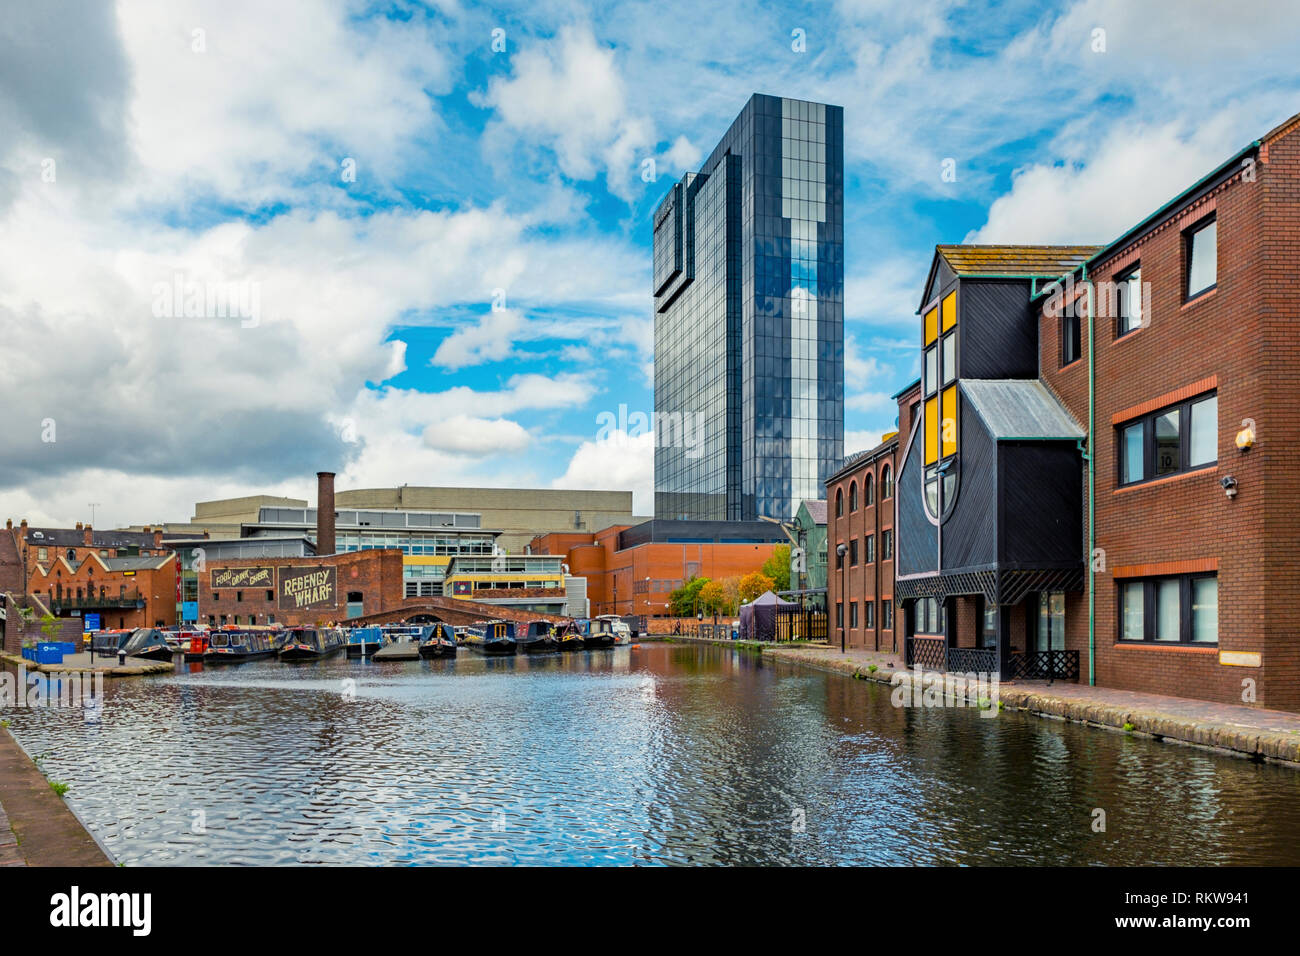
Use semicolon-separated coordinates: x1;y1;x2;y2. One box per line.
422;415;532;455
477;25;654;198
116;0;452;207
431;309;526;368
845;429;885;455
967;120;1232;244
552;429;654;514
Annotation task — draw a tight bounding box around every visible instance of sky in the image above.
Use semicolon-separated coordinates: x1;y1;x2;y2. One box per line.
2;0;1299;530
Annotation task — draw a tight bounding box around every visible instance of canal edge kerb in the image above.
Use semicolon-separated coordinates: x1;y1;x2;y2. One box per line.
1;650;173;678
669;636;1300;769
0;725;115;866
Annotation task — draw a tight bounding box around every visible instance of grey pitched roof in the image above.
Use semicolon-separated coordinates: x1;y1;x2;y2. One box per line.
800;499;827;524
103;555;170;571
961;380;1085;441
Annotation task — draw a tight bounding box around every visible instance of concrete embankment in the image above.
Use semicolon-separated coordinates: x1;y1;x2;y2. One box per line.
1;650;173;677
664;636;1300;768
0;727;113;866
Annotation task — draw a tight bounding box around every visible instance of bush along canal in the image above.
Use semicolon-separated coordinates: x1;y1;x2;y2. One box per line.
2;643;1299;866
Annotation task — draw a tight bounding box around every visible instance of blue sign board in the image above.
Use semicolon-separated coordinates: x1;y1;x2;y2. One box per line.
181;601;199;622
83;612;102;631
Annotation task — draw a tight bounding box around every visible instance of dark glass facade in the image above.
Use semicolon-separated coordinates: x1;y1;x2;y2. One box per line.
653;94;844;521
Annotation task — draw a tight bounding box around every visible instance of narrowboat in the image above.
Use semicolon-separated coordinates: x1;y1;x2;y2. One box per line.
204;627;280;663
277;626;347;662
459;620;516;655
346;626;386;658
121;627;174;662
580;617;616;649
554;621;586;652
184;629;211;661
516;620;559;654
90;628;134;660
596;614;634;645
417;623;458;659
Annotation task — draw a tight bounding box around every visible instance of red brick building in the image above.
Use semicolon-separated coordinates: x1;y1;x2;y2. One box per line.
5;519;181;630
887;110;1300;712
824;379;920;654
199;549;407;627
529;520;786;620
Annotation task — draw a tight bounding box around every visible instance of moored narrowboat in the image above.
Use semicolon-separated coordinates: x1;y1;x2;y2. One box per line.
459;620;516;655
278;626;347;662
121;627;174;661
580;617;617;649
204;627;281;663
554;621;585;652
346;627;386;658
596;614;634;645
417;623;458;659
516;620;559;654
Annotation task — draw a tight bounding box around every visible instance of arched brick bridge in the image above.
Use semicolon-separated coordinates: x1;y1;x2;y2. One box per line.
347;596;570;628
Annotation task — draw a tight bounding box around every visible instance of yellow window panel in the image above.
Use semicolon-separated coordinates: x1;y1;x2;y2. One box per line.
941;385;958;458
941;291;957;332
924;395;939;465
924;307;938;346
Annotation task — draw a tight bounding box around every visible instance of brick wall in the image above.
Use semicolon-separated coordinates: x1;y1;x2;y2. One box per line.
1036;117;1300;710
826;436;899;653
201;549;405;626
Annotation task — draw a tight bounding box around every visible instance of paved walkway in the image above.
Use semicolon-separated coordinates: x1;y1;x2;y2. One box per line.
0;649;172;677
0;801;22;866
668;636;1300;765
0;727;112;866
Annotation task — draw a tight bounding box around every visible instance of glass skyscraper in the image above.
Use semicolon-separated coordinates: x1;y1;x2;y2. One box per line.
653;94;844;521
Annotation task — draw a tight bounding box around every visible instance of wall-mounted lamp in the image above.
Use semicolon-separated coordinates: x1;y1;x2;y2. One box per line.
1221;475;1238;499
1235;419;1256;452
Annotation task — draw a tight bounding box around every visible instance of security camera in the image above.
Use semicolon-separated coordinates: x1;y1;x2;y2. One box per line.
1221;475;1238;498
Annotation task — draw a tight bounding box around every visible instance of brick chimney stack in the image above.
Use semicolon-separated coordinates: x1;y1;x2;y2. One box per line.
153;529;164;549
317;471;336;556
83;524;93;547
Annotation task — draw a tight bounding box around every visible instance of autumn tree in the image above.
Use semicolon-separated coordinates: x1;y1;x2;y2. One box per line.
761;544;792;591
697;580;728;616
669;577;710;616
738;571;776;603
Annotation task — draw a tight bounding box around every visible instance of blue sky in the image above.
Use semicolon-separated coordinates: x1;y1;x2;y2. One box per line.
2;0;1299;528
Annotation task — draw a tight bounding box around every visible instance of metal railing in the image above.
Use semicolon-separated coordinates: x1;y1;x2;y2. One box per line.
904;639;1081;683
49;591;145;611
1008;650;1080;682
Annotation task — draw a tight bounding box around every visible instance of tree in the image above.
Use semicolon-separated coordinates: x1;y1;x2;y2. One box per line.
698;580;727;616
761;544;792;592
669;576;710;617
738;571;776;604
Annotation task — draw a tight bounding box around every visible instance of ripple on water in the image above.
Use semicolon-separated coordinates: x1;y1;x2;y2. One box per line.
4;645;1300;865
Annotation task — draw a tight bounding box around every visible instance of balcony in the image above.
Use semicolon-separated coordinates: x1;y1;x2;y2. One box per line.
49;591;146;611
905;636;1079;682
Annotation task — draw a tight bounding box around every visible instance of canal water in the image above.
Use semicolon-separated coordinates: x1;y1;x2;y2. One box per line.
4;643;1299;866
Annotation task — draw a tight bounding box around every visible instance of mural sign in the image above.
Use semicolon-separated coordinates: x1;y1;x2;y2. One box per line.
210;567;274;589
278;566;337;612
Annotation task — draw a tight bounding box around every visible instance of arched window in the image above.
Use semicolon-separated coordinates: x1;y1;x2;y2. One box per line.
882;464;894;499
865;473;875;506
835;488;844;517
849;481;858;512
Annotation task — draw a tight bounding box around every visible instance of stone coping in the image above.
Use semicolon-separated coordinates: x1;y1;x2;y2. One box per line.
665;636;1300;767
1;650;173;677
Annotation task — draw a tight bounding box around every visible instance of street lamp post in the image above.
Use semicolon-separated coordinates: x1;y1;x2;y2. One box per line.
836;542;848;654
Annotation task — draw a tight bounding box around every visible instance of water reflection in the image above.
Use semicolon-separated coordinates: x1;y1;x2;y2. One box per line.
3;644;1297;865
